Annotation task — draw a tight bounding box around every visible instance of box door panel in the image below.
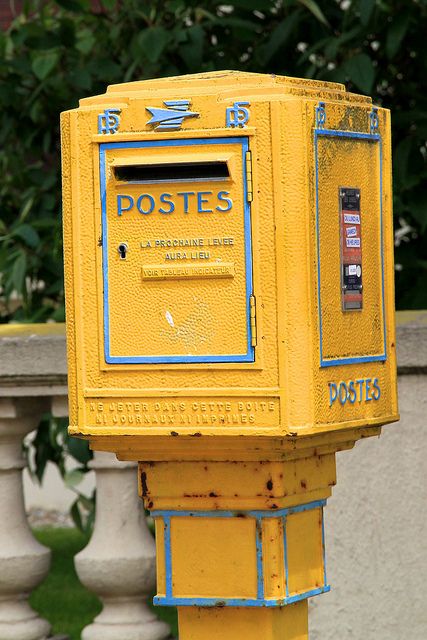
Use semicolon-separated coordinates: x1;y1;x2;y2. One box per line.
100;137;254;364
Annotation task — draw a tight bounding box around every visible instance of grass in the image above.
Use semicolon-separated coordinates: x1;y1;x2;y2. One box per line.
30;528;178;640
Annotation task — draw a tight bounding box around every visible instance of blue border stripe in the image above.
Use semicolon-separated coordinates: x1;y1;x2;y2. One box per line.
150;499;327;520
100;136;254;364
320;354;386;367
163;516;173;598
316;129;380;141
242;137;253;357
99;146;110;361
314;127;387;368
153;586;331;608
255;518;264;600
154;502;329;609
101;137;248;150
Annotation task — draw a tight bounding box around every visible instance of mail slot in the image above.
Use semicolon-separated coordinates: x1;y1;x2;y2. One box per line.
61;72;399;640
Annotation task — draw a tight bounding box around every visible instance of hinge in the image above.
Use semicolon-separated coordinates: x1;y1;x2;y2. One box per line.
249;294;257;347
245;150;253;202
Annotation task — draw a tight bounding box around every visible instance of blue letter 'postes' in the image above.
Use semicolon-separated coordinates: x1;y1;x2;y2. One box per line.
137;194;155;214
216;191;232;212
329;377;381;407
116;190;233;216
159;193;175;214
117;195;134;216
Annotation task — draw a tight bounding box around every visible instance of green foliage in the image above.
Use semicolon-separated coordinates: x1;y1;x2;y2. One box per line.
0;1;425;315
30;527;178;639
0;1;423;317
30;527;101;639
24;416;95;533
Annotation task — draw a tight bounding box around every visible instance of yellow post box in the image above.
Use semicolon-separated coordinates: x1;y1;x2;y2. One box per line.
61;71;399;639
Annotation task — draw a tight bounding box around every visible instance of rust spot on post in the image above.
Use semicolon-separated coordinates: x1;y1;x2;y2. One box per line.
140;471;148;497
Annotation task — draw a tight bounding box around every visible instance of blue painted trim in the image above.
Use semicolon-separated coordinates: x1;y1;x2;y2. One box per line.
242;137;254;362
163;516;173;598
99;146;110;360
105;353;254;364
153;502;329;609
100;137;254;365
316;129;381;141
150;499;327;520
320;354;386;367
153;586;331;608
101;137;248;151
255;518;264;600
314;128;387;368
282;516;289;598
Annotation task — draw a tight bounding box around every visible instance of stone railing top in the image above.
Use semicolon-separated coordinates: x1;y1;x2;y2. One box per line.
0;312;426;389
0;323;67;395
395;310;427;373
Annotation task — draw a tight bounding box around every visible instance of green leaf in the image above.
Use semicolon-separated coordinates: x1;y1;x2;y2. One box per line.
11;252;27;293
256;12;300;65
393;136;413;188
51;304;66;322
101;0;117;8
19;196;35;222
70;499;84;531
324;26;363;59
225;0;272;9
359;0;375;26
32;51;60;80
137;27;170;63
386;14;411;59
85;506;96;533
78;493;94;511
41;171;57;190
69;67;92;89
64;469;85;488
212;17;260;32
408;190;427;232
298;0;329;27
67;436;92;465
344;53;375;93
180;25;204;70
12;224;40;248
54;0;85;11
76;28;96;55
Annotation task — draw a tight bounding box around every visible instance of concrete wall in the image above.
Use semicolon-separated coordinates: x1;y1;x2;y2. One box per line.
310;373;427;639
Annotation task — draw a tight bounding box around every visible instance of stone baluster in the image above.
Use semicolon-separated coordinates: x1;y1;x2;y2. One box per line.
0;397;51;640
75;451;170;640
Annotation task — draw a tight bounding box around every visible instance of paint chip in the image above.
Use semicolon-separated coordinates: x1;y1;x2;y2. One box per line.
165;310;175;328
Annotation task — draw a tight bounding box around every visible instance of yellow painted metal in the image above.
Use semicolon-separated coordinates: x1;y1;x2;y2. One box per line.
61;70;398;441
61;71;399;639
178;603;309;640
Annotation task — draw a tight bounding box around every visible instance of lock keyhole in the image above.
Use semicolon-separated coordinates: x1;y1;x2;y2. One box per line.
118;243;128;259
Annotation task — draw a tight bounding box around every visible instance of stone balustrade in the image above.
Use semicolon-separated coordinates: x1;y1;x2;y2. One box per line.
0;324;170;640
0;313;426;640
